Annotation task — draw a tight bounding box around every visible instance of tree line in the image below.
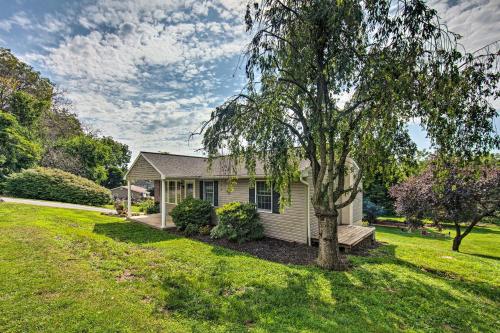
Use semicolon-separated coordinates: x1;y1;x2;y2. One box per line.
0;48;130;188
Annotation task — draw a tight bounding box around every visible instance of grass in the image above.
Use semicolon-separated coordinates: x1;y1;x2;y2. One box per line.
0;203;498;332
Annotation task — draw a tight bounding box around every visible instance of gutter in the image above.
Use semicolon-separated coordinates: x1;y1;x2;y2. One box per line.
299;172;311;246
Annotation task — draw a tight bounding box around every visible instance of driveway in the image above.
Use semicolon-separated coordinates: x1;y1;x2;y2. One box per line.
0;197;116;214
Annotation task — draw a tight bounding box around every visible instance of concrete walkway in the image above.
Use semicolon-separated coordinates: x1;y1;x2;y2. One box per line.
0;197;116;214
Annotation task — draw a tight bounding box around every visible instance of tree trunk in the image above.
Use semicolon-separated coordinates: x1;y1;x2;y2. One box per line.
317;213;346;271
452;235;462;251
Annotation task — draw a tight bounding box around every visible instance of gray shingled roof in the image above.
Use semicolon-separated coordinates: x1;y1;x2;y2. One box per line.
139;152;309;178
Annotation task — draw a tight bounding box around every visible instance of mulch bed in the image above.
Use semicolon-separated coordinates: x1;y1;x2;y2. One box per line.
166;227;380;266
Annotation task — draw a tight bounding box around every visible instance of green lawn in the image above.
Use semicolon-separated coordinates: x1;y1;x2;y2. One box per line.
0;203;498;332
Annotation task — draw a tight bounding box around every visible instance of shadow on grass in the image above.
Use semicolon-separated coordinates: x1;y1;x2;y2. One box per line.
156;246;498;332
93;221;179;244
462;252;500;261
363;244;499;302
90;219;497;331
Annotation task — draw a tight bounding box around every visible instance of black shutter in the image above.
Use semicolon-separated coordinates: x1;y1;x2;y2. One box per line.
272;189;280;214
199;181;204;200
213;181;219;206
249;186;255;204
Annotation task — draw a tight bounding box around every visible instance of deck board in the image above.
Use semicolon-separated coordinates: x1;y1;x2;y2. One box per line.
338;225;375;248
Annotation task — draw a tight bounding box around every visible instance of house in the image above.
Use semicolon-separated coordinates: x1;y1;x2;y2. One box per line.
124;152;373;248
111;185;149;202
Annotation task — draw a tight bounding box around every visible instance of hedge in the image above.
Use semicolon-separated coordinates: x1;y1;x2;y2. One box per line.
4;167;112;206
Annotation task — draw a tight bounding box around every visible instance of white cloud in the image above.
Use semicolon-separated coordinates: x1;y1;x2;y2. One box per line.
429;0;500;52
0;11;30;31
7;0;246;158
12;0;496;157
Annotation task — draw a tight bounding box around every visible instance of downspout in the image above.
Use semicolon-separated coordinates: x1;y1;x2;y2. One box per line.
299;172;311;246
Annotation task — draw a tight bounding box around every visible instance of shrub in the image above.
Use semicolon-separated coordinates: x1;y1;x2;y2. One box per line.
4;167;112;206
138;198;160;214
199;225;212;235
363;198;386;224
114;200;127;216
170;197;212;235
211;202;263;243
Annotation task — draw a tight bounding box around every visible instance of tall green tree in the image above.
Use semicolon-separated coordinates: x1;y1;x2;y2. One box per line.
1;49;131;183
60;134;131;186
9;91;50;129
0;111;41;178
0;48;53;110
200;0;498;270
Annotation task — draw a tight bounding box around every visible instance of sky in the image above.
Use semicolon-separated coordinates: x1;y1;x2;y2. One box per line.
0;0;498;160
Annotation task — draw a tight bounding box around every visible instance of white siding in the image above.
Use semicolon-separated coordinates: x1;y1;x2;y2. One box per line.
308;171;362;238
127;155;161;180
217;179;309;244
352;184;363;225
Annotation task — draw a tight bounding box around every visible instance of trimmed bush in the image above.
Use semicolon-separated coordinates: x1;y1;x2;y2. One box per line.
170;197;212;235
4;167;111;206
211;202;263;243
138;198;160;214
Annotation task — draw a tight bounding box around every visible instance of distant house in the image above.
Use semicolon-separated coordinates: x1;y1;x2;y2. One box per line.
111;185;149;202
124;152;373;248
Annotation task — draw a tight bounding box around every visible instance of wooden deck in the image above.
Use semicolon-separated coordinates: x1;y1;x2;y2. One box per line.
338;225;376;250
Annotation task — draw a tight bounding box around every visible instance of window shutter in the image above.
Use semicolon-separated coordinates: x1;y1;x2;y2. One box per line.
213;181;219;206
249;186;255;204
199;181;204;200
272;189;280;214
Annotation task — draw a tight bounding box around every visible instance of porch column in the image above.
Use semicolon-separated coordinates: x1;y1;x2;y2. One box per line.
161;179;167;228
127;180;132;217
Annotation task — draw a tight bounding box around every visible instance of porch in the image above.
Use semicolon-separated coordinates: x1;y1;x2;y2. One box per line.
128;213;175;229
124;152;204;229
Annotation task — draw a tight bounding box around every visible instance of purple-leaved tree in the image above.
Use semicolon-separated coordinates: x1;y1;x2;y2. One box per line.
390;160;500;251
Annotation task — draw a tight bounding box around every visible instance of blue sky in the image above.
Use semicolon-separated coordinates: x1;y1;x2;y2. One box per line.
0;0;498;159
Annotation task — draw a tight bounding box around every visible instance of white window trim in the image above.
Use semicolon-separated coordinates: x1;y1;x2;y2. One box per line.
166;180;196;205
203;180;215;206
255;180;272;213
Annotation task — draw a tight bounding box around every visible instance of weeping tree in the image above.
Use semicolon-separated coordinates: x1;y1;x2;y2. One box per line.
199;0;499;270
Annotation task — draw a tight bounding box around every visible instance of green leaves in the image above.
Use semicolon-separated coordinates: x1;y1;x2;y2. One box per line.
201;0;498;268
4;167;112;206
170;198;213;235
0;110;41;179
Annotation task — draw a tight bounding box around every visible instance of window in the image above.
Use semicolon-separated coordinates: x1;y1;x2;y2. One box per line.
168;181;176;204
185;181;194;198
176;181;184;203
256;181;272;211
204;181;215;205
